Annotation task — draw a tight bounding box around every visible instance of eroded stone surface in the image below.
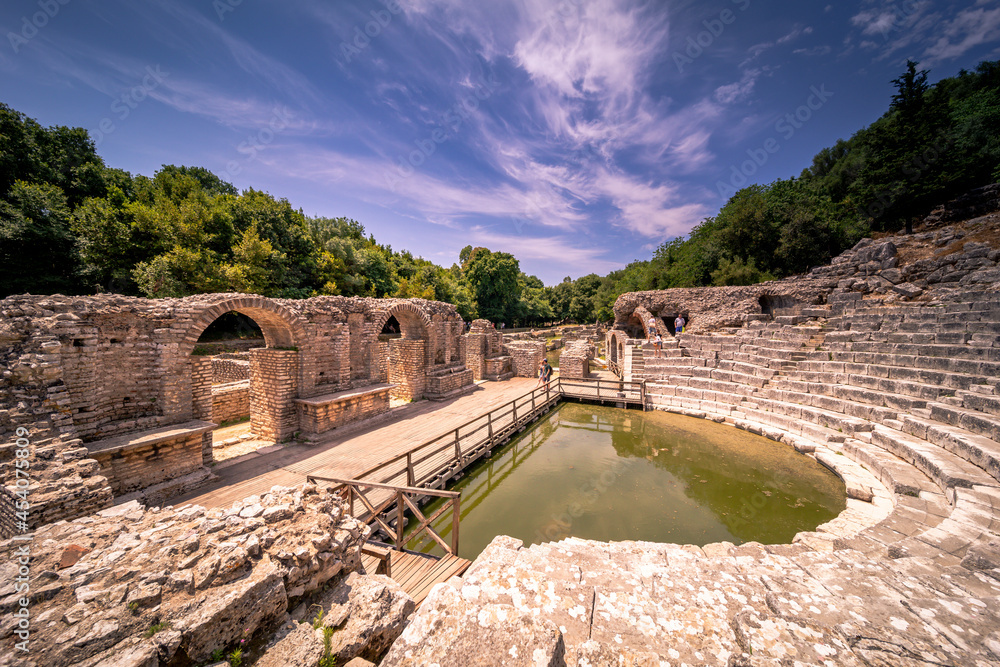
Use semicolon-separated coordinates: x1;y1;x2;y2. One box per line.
0;484;366;666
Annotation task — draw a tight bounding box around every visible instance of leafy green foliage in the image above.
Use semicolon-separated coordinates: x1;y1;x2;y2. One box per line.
2;59;996;323
465;248;522;324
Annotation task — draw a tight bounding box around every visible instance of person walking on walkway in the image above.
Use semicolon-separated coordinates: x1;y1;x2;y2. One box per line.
537;359;553;387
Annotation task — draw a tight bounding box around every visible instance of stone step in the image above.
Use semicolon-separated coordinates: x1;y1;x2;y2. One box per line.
837;437;938;498
898;414;1000;484
734;403;848;444
764;384;903;423
957;389;1000;416
928;402;1000;442
870;425;997;492
751;396;872;435
768;378;928;414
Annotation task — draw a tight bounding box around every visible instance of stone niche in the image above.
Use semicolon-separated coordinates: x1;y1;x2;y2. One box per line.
0;292;473;527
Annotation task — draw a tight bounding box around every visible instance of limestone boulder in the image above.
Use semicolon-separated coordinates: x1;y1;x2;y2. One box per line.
380;582;565;667
322;572;416;663
176;560;287;662
256;620;326;667
0;484;365;667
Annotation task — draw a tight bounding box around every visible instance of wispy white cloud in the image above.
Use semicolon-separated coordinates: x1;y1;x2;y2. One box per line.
715;68;761;104
741;24;813;66
923;4;1000;63
846;0;998;65
595;170;711;238
465;227;621;274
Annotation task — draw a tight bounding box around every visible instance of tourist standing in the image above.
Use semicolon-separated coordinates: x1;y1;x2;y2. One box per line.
653;332;663;358
674;315;686;334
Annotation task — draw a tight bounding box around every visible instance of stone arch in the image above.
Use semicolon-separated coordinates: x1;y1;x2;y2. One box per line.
180;295;308;356
371;302;433;343
175;296;310;446
371;301;436;400
607;329;629;363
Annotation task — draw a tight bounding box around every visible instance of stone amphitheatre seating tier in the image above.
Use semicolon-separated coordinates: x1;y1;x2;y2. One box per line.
636;297;1000;576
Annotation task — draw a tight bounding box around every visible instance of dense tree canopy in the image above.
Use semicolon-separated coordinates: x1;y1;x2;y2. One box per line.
1;59;997;326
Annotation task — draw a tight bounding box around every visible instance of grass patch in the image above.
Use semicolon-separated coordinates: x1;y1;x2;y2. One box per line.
144;621;169;638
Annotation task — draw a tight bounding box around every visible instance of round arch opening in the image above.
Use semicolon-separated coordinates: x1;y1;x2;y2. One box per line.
184;299;305;459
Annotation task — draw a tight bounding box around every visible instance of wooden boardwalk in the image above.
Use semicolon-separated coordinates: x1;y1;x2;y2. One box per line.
168;375;640;603
171;377;539;509
361;548;471;604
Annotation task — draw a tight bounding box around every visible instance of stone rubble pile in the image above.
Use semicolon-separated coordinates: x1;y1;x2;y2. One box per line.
0;483;380;666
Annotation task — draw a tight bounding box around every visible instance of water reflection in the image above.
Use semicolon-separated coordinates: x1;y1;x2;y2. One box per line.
407;403;845;559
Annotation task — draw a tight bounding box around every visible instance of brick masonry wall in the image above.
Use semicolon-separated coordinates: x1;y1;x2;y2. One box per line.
191;356;213;421
560;341;595;379
425;368;475;395
484;356;513;380
504;340;545;377
388;339;426;400
90;431;205;496
375;341;389;383
1;293;470;529
212;381;250;424
250;348;300;442
211;357;250;383
296;387;392;435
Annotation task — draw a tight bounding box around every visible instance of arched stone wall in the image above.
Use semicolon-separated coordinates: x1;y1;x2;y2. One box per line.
158;296;311;433
371;302;437;400
179;296;308;354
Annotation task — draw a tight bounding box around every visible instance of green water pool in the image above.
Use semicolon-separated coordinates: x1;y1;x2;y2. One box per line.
406;402;846;560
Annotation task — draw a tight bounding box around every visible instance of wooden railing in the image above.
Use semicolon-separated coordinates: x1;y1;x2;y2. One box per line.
344;378;645;492
306;476;462;556
608;359;622;378
306;377;645;559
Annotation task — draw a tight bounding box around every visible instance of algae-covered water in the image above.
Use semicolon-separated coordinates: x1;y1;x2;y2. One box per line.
406;402;846;560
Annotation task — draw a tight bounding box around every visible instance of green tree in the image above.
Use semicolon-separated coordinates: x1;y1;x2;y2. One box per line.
465;248;521;323
0;181;77;294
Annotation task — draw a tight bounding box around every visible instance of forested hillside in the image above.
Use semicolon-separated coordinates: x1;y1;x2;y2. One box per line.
1;60;997;324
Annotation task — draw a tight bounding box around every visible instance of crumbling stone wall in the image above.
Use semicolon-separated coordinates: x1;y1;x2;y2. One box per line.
559;341;595;379
211;356;250;384
0;293;471;527
504;340;545;377
614;223;1000;335
461;319;512;381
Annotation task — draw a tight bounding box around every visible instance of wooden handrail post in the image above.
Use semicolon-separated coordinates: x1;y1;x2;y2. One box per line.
395;490;404;550
406;452;415;486
487;412;493;442
454;428;461;461
512;401;518;424
451;495;461;555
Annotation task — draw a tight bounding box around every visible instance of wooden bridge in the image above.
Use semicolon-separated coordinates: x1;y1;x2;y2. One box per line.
344;377;645;492
297;377;645;602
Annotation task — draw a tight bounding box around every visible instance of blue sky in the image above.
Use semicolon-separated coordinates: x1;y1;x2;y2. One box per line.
2;0;998;285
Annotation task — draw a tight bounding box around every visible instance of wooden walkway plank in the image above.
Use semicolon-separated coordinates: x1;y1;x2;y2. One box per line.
172;378;538;509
